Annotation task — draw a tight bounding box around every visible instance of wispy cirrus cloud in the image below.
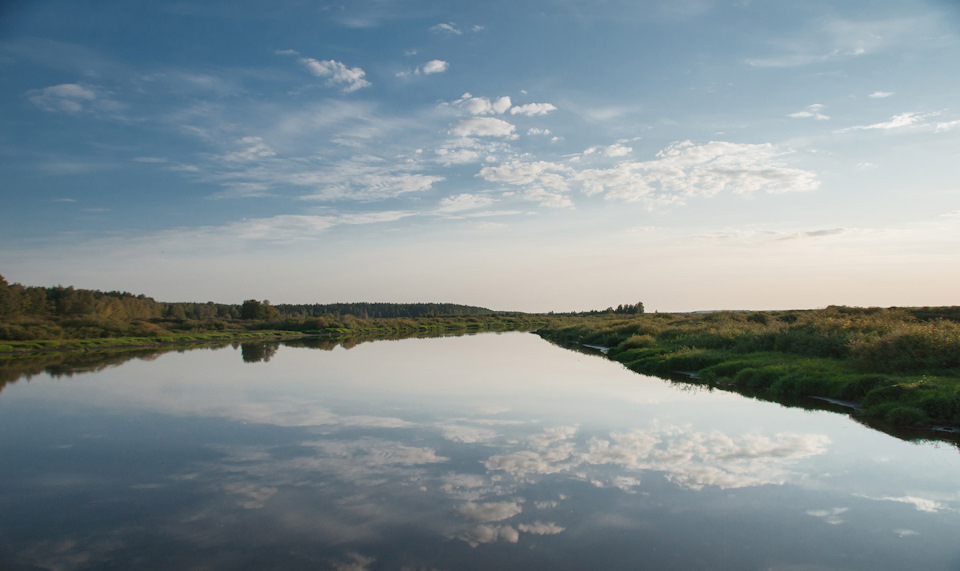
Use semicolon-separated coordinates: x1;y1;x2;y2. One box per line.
788;103;829;120
437;193;497;213
27;83;121;114
836;111;937;132
746;15;944;68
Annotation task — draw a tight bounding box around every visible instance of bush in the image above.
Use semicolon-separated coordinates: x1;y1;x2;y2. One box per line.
619;334;656;349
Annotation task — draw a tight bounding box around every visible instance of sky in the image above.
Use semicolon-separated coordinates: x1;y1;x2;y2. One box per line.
1;0;959;312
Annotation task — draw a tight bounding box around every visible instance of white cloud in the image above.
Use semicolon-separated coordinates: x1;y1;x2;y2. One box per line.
422;60;449;74
788;104;830;120
456;524;518;547
479;141;817;209
449;117;517;138
936;119;960;132
459;501;523;522
838;111;935;132
299;58;371;92
27;83;110;113
222;136;276;162
518;522;565;535
527;128;552;136
807;507;848;525
452;94;511;115
478;161;571;190
399;60;450;77
440;423;498;442
437;193;496;213
874;496;949;513
296;170;444;200
576;140;820;203
483;450;574;476
274;49;299;56
527;426;578;449
431;22;462;35
510;103;557;116
868;91;894;98
604;143;633;157
492;96;512;114
435;148;480;165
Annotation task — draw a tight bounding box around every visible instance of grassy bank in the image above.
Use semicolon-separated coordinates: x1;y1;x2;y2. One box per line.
536;306;960;430
0;314;548;356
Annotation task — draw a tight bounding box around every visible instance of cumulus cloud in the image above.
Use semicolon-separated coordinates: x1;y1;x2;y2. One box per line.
788;104;830;120
422;60;449;74
300;58;371;92
868;91;894;98
509;103;557;116
527;128;552;136
459;501;523;522
452;94;512;115
449;117;517;138
604;143;633;157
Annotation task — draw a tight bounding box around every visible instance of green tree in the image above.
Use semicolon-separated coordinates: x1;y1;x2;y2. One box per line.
240;299;263;320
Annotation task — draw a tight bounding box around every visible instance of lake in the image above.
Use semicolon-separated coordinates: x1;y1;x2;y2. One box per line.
1;331;959;570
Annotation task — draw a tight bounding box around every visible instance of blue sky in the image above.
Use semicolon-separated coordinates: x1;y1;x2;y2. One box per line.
2;0;959;312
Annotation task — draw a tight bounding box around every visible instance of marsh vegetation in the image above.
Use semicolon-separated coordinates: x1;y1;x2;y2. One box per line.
537;306;960;431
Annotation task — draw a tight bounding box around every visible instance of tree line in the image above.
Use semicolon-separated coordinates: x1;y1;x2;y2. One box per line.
0;274;502;341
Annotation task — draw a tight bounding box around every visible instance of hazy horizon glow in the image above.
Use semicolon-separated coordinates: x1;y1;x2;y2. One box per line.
2;1;959;312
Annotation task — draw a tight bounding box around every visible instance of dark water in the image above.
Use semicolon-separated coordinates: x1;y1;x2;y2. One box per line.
1;332;959;570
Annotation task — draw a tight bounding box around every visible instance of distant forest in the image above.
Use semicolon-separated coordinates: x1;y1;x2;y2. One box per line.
0;274;499;341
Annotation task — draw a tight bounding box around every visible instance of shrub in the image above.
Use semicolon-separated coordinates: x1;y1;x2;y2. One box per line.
619;334;656;349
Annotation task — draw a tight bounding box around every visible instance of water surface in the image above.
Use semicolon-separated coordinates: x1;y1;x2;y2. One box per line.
1;332;959;569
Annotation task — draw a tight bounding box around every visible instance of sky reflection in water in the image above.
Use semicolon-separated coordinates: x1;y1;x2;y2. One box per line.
1;332;960;570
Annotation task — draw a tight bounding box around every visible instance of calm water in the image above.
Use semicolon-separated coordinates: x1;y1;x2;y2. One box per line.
2;332;960;570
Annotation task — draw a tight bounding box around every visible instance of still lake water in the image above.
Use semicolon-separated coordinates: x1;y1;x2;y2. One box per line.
2;331;960;570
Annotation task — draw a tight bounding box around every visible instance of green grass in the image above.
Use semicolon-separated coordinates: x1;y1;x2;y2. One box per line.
536;307;960;431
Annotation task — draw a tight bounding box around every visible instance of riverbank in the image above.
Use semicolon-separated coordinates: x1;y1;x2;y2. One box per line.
0;314;549;357
535;307;960;431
